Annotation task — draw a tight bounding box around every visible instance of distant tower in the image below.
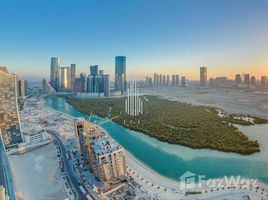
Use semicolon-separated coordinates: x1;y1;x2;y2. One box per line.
167;75;170;86
163;75;166;85
172;75;176;86
115;56;126;95
159;74;163;85
261;76;267;88
153;73;157;86
181;76;186;87
18;80;28;97
125;81;143;116
70;64;76;90
90;65;99;76
60;67;71;89
0;67;23;149
200;67;207;87
235;74;242;87
50;57;60;90
250;76;256;86
244;74;250;88
103;74;110;97
175;75;179;86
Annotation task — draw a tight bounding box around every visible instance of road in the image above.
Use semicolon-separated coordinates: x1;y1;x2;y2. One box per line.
0;138;16;200
46;129;100;200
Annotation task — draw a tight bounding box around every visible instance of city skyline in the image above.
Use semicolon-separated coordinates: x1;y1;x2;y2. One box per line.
1;0;268;81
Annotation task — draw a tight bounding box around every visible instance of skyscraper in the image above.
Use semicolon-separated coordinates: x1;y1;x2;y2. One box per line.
88;65;102;93
103;74;110;97
172;75;176;86
60;67;70;89
90;65;99;76
250;76;256;86
175;75;180;86
167;75;170;86
0;67;23;149
181;76;186;87
261;76;267;88
159;74;163;85
200;67;207;87
115;56;126;95
153;73;157;86
235;74;242;87
42;79;49;93
50;57;60;90
18;80;28;97
163;75;166;85
244;74;250;87
70;64;76;90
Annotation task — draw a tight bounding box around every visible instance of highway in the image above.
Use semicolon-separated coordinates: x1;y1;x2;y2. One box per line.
46;129;100;200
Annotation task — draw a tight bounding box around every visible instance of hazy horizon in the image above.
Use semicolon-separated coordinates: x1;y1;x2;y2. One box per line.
1;0;268;81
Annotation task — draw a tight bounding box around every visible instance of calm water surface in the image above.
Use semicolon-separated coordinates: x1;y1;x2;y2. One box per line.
43;95;268;184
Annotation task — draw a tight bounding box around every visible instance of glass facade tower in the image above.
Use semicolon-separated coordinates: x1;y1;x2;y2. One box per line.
0;67;23;149
115;56;126;95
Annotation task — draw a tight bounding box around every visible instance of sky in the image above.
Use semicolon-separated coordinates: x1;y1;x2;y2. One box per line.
0;0;268;81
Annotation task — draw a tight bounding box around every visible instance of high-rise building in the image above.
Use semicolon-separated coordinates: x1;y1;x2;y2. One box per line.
18;80;28;97
70;64;76;90
181;76;186;87
175;75;179;86
250;76;256;86
167;75;170;86
172;75;176;86
103;74;110;97
74;73;87;92
0;67;23;149
148;77;152;86
261;76;267;88
159;74;163;85
99;70;105;92
125;81;143;116
50;57;60;90
60;67;70;89
42;79;49;93
115;56;126;94
200;67;207;87
235;74;242;87
156;74;159;86
153;73;157;86
99;70;104;76
90;65;99;76
244;74;250;87
163;75;166;85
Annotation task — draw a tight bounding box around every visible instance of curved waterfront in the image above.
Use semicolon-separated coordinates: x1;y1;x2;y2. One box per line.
43;95;268;184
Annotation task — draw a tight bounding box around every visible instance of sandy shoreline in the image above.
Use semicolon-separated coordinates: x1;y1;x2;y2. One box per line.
42;95;268;199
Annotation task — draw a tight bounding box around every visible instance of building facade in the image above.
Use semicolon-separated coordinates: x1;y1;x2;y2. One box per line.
0;67;23;149
75;119;127;190
60;67;71;89
103;74;110;97
70;64;76;90
181;76;186;87
200;67;207;87
50;57;60;90
18;80;28;97
115;56;126;95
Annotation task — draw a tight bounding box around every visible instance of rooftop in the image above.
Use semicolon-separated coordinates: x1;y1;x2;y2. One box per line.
91;136;121;156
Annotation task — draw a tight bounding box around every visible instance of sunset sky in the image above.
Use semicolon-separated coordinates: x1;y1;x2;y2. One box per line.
0;0;268;81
